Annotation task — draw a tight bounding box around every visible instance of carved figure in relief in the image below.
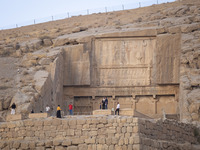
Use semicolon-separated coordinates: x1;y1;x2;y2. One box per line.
121;41;127;65
136;51;143;64
125;42;131;64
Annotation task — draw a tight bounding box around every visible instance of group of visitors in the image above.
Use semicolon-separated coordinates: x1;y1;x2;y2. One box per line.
56;103;73;118
100;97;108;109
10;99;120;116
99;97;120;115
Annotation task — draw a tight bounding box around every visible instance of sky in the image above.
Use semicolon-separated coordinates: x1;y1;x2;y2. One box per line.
0;0;174;29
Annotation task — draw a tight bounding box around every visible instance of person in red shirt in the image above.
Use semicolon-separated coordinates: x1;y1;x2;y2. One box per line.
69;103;73;115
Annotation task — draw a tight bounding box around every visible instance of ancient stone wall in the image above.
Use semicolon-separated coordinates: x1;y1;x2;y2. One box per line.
0;116;199;150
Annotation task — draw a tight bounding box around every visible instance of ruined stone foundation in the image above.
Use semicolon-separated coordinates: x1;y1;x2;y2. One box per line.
0;116;200;150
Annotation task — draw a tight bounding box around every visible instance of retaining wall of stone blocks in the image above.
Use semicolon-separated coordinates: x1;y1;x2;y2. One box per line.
0;116;199;150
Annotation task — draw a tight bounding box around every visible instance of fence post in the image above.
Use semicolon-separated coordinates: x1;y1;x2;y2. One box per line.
52;16;53;21
105;7;107;13
87;9;89;15
122;5;124;10
139;2;141;8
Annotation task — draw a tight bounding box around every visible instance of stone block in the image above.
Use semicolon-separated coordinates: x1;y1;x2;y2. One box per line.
53;140;62;146
76;119;86;125
93;109;111;115
29;113;49;119
85;138;96;144
78;144;88;150
67;146;78;150
13;142;20;149
119;108;135;116
45;141;53;147
55;146;65;150
20;142;29;149
62;140;72;146
6;114;22;121
72;138;84;145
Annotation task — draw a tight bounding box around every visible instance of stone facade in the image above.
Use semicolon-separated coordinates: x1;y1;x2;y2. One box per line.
0;116;199;150
63;30;180;118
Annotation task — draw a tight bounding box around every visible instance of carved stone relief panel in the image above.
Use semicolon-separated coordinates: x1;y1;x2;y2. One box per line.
63;44;90;86
152;34;180;84
94;37;156;87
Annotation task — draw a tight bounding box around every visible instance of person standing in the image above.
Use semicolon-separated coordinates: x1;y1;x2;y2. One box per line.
105;97;108;109
46;105;50;113
11;103;16;115
115;102;120;115
56;105;61;118
102;97;105;109
69;103;73;115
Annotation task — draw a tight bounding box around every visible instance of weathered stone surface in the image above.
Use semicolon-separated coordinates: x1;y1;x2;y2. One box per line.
181;23;200;33
39;58;52;65
93;109;111;115
120;109;134;116
63;44;90;86
43;39;53;46
6;114;22;121
29;113;49;119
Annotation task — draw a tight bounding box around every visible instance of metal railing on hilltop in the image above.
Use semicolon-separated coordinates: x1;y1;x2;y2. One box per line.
0;0;175;30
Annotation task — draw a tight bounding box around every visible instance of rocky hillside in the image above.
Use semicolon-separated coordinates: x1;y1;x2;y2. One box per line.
0;0;199;122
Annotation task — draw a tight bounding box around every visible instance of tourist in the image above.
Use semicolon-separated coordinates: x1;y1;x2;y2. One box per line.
105;97;108;109
69;103;73;115
99;102;102;109
115;102;120;115
11;103;16;115
46;105;50;114
102;97;105;109
56;105;61;118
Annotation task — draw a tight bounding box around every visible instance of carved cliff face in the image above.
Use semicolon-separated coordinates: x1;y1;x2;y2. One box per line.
63;31;180;118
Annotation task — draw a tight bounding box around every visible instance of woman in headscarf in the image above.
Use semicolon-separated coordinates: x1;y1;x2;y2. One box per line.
56;105;61;118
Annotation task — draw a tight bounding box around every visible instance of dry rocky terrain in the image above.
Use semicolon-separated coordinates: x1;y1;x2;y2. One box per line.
0;0;199;123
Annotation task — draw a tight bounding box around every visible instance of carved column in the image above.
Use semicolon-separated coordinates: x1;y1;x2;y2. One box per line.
152;95;158;114
91;96;95;111
132;95;139;111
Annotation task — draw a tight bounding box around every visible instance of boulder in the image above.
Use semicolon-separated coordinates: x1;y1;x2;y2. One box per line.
187;89;200;104
39;58;52;66
2;97;12;110
168;26;181;34
181;23;200;33
72;27;88;33
43;39;53;46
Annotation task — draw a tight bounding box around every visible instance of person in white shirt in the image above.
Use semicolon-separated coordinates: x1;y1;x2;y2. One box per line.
46;105;50;113
115;102;120;115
